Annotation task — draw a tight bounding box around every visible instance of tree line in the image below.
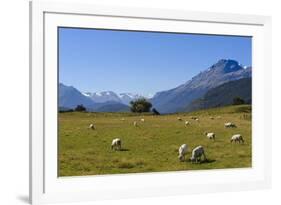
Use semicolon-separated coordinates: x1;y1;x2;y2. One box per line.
60;96;247;114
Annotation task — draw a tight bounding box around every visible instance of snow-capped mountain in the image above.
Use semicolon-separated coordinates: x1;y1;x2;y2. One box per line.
82;91;146;105
118;93;144;105
83;91;122;104
59;84;131;112
150;59;252;113
60;83;148;111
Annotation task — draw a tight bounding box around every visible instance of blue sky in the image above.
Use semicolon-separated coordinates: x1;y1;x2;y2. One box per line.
59;27;252;96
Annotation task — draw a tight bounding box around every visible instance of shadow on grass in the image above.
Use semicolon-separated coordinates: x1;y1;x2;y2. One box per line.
202;159;216;164
187;159;216;164
119;148;130;151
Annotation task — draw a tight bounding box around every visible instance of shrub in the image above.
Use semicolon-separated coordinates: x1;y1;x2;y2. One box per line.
232;97;245;105
74;104;86;112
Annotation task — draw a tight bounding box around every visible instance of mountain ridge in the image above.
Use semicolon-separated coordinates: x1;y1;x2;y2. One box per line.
59;59;251;113
150;59;251;113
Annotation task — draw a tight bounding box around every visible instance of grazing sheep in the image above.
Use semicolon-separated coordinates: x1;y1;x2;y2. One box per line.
111;138;122;150
190;146;206;163
89;123;95;130
185;121;190;126
133;121;138;127
195;118;199;121
225;122;236;128
177;117;183;121
230;134;244;143
205;132;215;140
141;118;145;122
121;118;125;121
178;144;188;162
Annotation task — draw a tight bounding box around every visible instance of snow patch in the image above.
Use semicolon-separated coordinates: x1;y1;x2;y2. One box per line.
82;92;91;97
147;93;155;98
95;92;102;96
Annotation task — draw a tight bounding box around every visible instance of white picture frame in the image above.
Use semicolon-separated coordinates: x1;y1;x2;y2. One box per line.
30;1;272;204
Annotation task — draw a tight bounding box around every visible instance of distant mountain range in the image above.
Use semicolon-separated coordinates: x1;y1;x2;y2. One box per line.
82;91;143;105
59;59;252;113
59;84;142;112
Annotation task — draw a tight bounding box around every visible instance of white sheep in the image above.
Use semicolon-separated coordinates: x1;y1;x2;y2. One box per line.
133;121;138;127
205;132;215;140
190;145;207;163
121;118;125;121
141;118;145;122
225;122;236;128
185;121;190;126
178;144;188;162
230;134;244;143
111;138;122;150
89;123;95;130
195;118;199;122
177;117;183;121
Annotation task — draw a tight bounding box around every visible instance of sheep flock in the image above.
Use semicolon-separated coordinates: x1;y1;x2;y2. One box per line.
86;114;246;164
58;105;251;176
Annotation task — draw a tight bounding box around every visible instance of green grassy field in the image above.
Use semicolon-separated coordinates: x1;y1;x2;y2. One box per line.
58;105;252;176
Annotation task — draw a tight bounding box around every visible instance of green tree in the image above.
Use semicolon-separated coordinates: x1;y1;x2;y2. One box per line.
130;98;152;113
74;104;86;112
232;97;245;105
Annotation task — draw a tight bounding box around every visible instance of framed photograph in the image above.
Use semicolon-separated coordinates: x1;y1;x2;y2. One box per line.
30;1;272;204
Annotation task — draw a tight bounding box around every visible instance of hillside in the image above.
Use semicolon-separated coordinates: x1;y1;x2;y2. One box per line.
92;101;130;112
59;83;96;109
151;59;251;113
185;104;251;116
184;78;252;112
